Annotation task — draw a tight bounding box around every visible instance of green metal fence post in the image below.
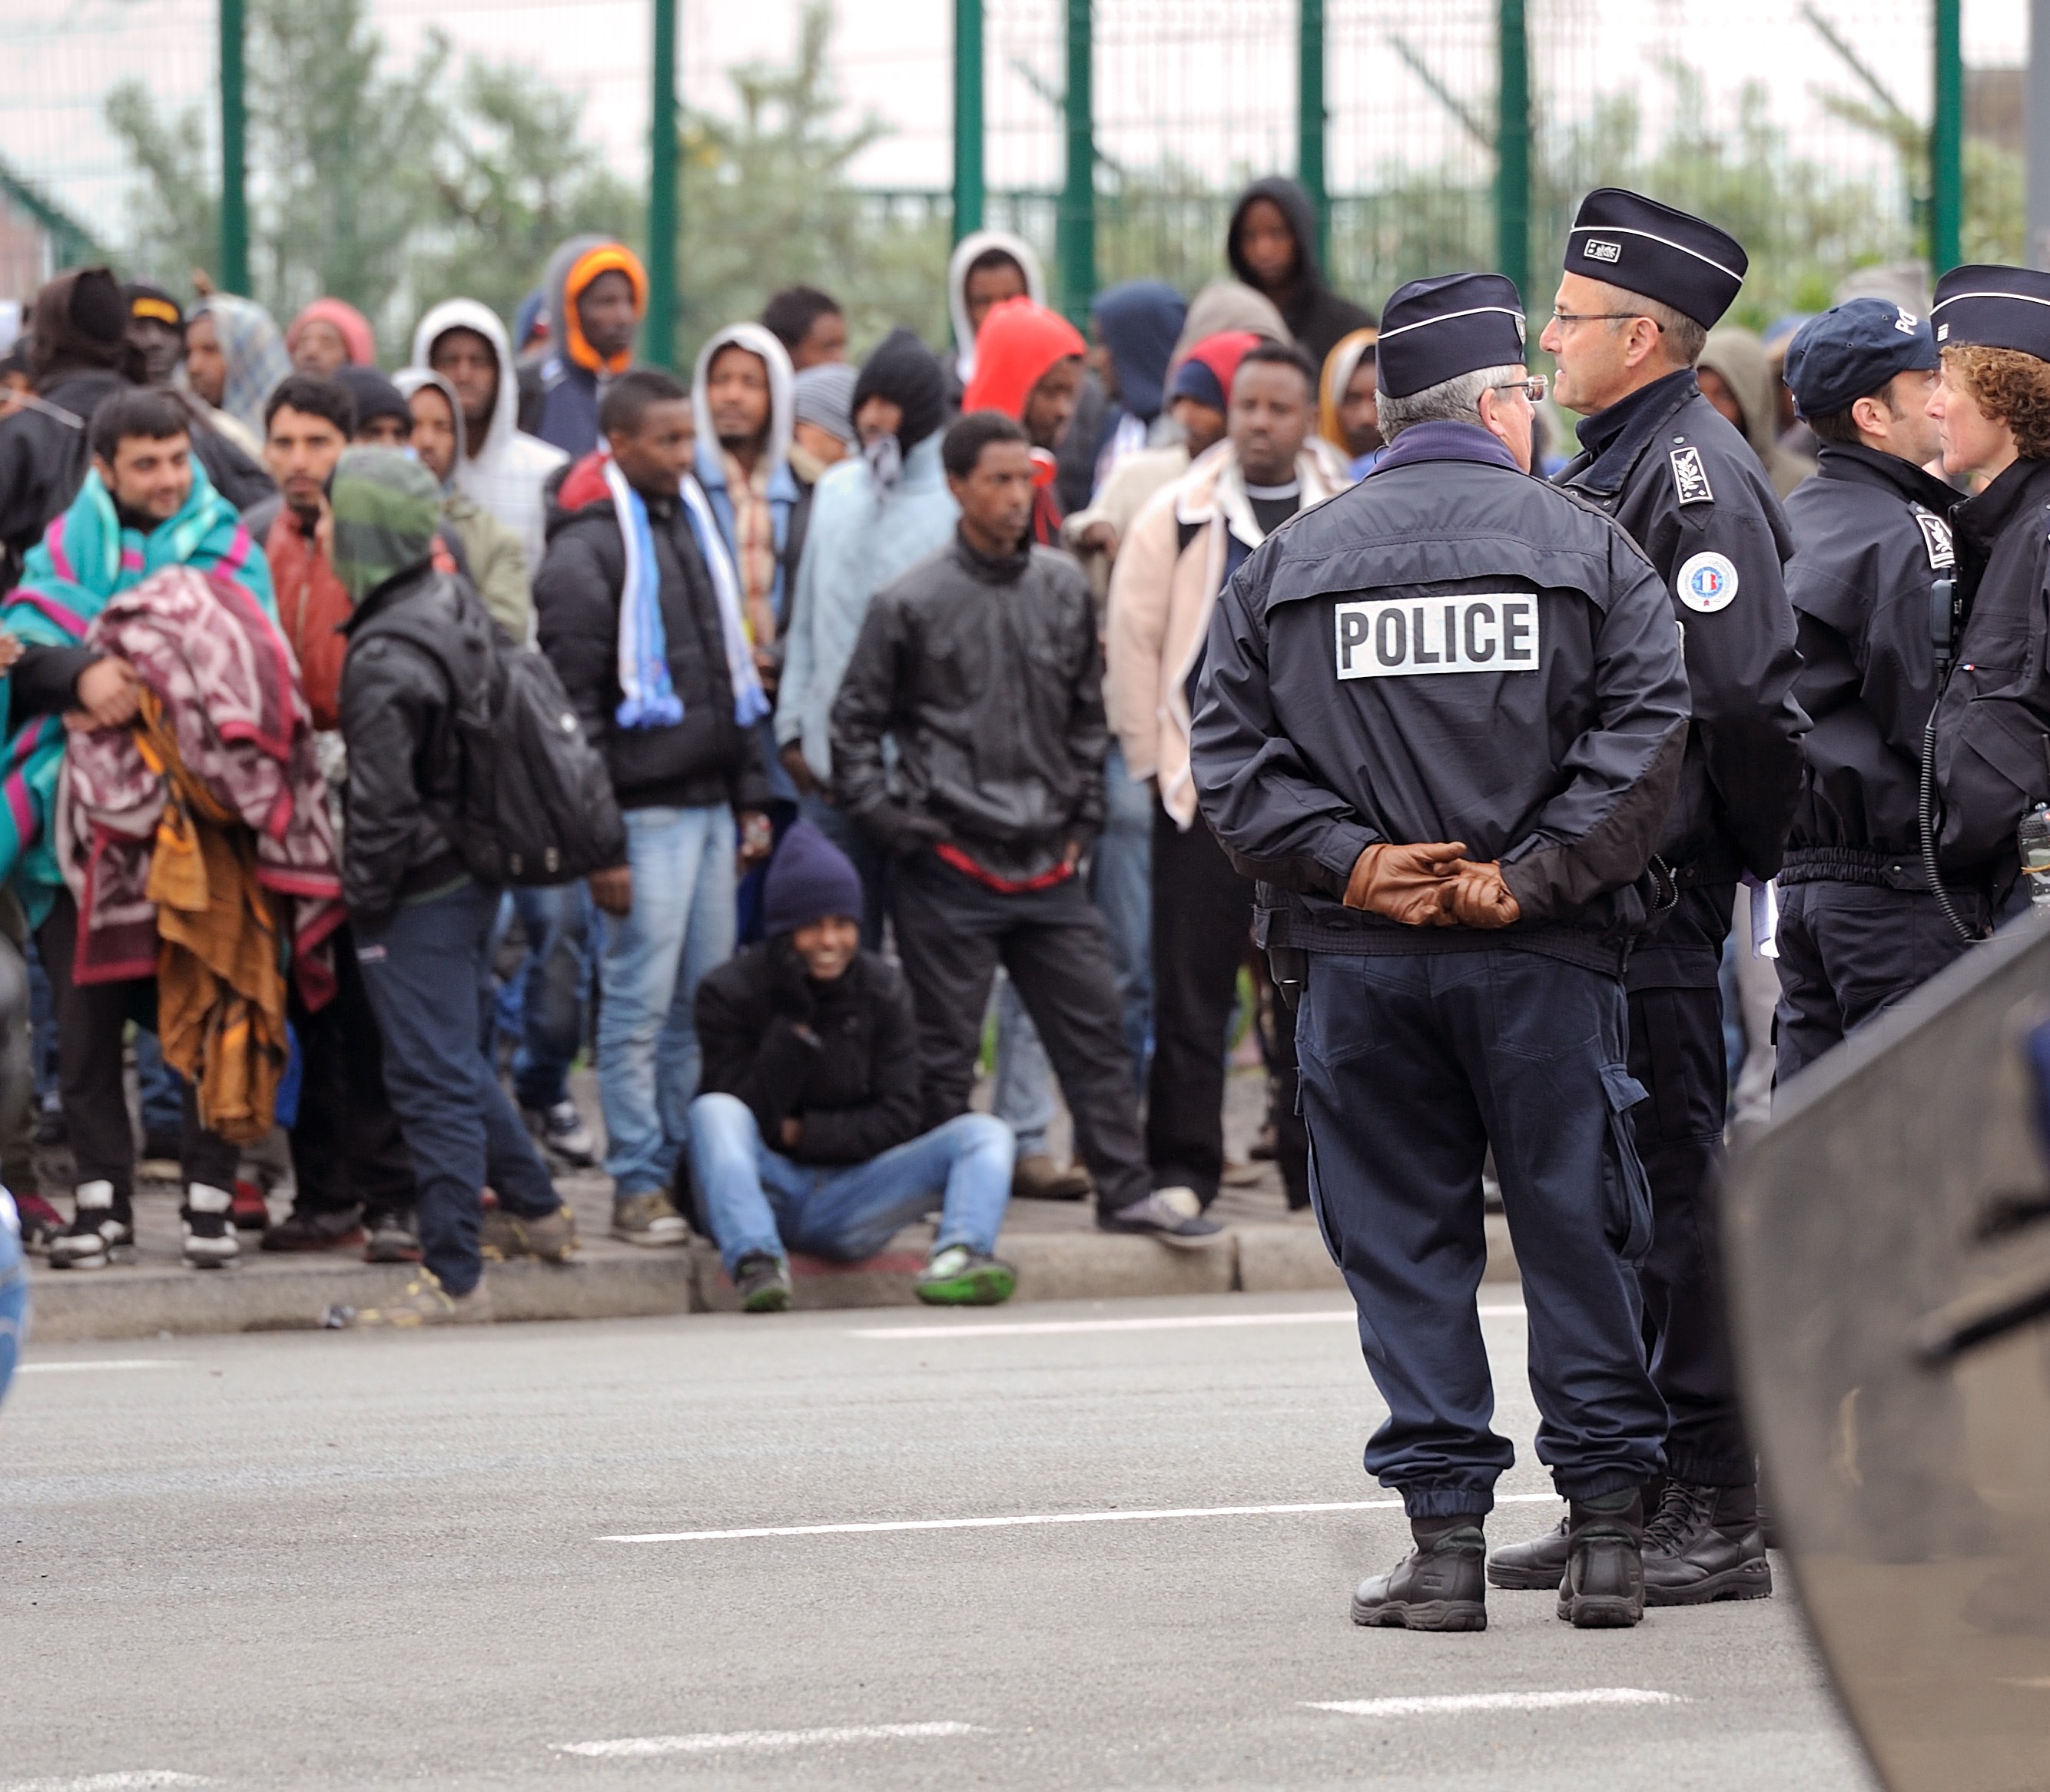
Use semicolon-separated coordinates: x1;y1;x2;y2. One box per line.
1932;0;1964;275
647;0;678;369
954;0;984;243
1494;0;1531;304
1297;0;1329;273
1058;0;1096;323
218;0;248;294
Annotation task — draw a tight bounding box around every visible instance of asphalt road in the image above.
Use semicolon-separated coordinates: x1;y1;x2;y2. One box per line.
2;1290;1879;1791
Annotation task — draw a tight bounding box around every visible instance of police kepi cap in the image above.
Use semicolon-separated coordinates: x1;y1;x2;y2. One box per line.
1563;188;1746;329
1929;264;2050;360
1783;298;1937;420
1375;273;1526;400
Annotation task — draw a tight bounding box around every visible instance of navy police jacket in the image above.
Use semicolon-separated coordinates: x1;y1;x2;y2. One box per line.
1780;441;1960;884
1189;422;1691;977
1932;456;2050;895
1556;370;1806;888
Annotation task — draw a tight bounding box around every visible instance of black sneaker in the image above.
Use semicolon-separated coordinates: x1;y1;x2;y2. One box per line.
363;1210;425;1263
181;1183;240;1269
262;1208;367;1253
1486;1515;1569;1590
48;1180;133;1270
1352;1522;1488;1631
734;1251;792;1312
1642;1481;1773;1606
1556;1491;1646;1628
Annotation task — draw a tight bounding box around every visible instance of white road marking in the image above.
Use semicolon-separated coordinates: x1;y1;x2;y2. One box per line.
0;1774;211;1790
18;1359;182;1375
854;1305;1525;1339
1309;1689;1685;1718
603;1492;1558;1544
556;1722;983;1757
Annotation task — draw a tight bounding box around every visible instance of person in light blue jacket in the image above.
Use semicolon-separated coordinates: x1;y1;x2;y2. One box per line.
773;328;954;944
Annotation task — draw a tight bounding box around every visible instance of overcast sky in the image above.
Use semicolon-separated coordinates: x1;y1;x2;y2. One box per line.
3;0;2030;245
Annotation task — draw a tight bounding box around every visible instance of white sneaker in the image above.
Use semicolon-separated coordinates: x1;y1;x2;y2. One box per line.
182;1182;240;1269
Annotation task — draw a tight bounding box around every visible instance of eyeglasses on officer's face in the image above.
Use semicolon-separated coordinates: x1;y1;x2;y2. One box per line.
1490;374;1548;404
1548;310;1666;333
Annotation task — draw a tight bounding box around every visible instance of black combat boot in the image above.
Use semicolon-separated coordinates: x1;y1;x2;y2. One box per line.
1557;1488;1645;1629
1352;1516;1488;1632
1642;1480;1773;1606
1486;1515;1568;1590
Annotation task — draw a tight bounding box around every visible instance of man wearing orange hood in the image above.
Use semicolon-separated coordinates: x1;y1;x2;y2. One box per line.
960;297;1086;547
525;236;649;459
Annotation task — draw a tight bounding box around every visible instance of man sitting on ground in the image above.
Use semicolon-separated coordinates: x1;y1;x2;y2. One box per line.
689;821;1017;1312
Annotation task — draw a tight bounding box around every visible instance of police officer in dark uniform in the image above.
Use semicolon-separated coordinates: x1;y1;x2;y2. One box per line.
1488;190;1805;1605
1773;299;1981;1080
1927;267;2050;909
1191;273;1691;1631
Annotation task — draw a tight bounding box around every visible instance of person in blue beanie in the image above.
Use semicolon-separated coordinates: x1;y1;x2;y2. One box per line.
687;821;1019;1311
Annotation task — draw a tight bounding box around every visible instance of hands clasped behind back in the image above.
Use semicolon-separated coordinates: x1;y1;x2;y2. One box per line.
1342;843;1521;931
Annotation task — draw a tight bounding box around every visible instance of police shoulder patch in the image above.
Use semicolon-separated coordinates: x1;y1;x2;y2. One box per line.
1677;551;1739;613
1912;507;1955;571
1669;446;1713;507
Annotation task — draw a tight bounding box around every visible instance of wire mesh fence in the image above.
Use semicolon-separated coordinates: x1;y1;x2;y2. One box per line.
0;0;2029;347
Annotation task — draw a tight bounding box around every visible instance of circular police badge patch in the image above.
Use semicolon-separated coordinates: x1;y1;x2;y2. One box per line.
1677;551;1740;613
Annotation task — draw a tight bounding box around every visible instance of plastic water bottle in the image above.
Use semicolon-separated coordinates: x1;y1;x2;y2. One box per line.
2020;803;2050;909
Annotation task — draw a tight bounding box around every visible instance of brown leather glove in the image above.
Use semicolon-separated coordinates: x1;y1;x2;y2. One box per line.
1445;861;1521;929
1343;841;1466;926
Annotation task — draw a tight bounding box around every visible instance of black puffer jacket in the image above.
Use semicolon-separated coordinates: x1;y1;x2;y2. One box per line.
534;476;771;814
339;564;483;918
830;531;1108;882
0;368;125;588
1226;177;1377;370
695;941;922;1166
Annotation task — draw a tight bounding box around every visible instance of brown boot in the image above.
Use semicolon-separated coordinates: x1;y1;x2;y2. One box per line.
1010;1152;1092;1201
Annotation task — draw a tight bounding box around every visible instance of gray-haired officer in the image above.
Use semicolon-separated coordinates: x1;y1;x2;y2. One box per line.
1191;273;1690;1631
1491;191;1805;1607
1775;299;1979;1080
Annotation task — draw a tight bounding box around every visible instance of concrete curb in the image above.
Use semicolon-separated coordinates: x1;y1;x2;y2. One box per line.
24;1216;1518;1342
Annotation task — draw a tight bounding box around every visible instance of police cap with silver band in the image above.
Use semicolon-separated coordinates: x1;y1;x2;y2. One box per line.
1563;187;1746;329
1929;264;2050;360
1375;272;1526;400
1783;297;1938;420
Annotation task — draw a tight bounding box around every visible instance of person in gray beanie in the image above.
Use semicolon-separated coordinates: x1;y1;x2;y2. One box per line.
788;361;857;485
687;820;1019;1311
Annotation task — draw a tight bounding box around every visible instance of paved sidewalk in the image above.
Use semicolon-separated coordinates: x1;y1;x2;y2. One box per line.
19;1069;1517;1340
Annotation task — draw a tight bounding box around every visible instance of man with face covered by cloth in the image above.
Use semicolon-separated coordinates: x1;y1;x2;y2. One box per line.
1190;273;1691;1631
1488;190;1806;1607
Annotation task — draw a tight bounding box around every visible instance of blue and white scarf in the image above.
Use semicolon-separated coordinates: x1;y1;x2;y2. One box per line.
604;458;768;731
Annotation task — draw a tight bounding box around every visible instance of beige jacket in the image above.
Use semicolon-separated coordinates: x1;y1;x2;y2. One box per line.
1105;438;1351;828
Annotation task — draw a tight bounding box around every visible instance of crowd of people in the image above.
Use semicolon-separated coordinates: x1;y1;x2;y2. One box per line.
2;155;2045;1630
0;178;1408;1323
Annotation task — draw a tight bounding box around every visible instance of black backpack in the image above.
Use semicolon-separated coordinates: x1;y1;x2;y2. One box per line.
384;575;625;887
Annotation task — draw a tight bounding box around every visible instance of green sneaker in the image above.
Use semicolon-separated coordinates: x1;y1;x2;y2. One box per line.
914;1244;1016;1306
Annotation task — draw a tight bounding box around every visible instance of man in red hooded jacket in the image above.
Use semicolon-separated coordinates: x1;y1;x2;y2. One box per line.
961;297;1086;547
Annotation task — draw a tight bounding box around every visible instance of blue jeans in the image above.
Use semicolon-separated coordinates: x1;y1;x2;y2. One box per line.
501;882;591;1111
353;881;562;1296
134;1028;184;1139
597;805;737;1196
1090;742;1153;1087
688;1091;1013;1274
0;1193;25;1408
992;974;1056;1158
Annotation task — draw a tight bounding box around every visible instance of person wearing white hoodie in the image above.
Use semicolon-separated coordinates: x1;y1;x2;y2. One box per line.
411;299;566;582
941;230;1049;405
692;322;807;831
